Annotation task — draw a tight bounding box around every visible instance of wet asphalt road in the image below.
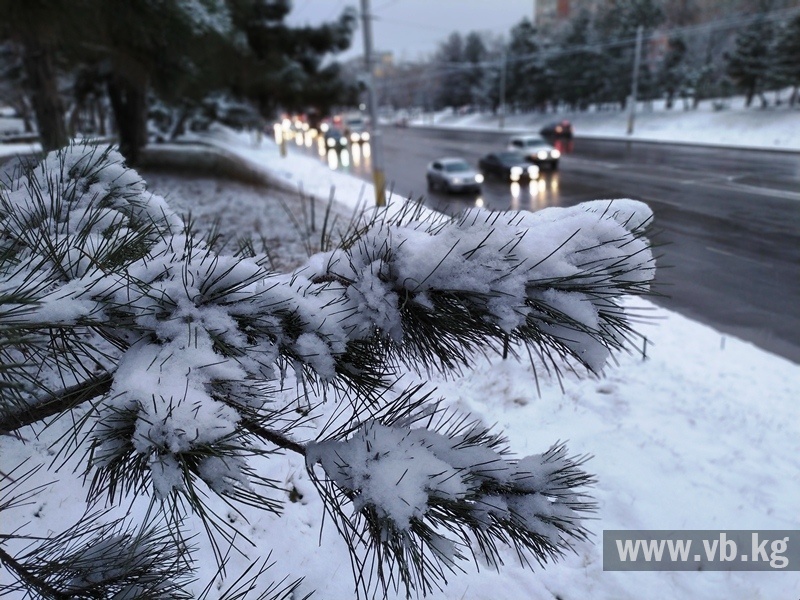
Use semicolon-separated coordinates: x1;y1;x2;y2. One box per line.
291;127;800;364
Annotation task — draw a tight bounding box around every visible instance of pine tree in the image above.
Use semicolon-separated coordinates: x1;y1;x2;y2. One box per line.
725;16;775;107
0;143;657;598
506;19;551;112
0;42;37;134
0;0;77;151
227;0;357;117
595;0;664;109
434;32;471;109
659;36;690;109
0;1;357;162
463;32;489;111
547;9;604;112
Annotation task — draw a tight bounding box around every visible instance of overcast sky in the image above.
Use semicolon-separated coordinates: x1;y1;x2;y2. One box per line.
286;0;536;62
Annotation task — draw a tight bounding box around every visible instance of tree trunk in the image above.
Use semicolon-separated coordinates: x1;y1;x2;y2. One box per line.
21;35;68;151
107;74;148;166
169;105;190;140
96;98;107;136
68;101;80;137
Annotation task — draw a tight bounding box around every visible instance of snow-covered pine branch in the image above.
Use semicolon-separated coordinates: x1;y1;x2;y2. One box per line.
0;144;655;598
307;395;595;598
302;195;654;377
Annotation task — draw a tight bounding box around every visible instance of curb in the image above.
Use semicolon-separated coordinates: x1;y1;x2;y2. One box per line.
139;142;307;198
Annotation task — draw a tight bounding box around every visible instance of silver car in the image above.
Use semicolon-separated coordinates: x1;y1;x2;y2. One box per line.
426;157;483;193
507;134;561;170
344;116;370;143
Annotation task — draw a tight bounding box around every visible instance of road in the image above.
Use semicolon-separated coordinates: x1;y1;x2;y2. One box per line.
291;127;800;364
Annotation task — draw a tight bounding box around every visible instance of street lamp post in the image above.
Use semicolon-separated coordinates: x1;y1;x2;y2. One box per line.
360;0;386;206
627;25;644;136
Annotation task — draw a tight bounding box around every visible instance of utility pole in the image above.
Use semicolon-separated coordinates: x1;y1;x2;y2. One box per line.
499;48;507;130
360;0;386;206
627;25;644;136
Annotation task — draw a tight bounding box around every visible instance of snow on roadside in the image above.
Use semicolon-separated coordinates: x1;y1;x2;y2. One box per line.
414;94;800;152
139;170;333;271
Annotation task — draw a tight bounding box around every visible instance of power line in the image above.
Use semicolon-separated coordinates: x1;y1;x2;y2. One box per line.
374;15;459;34
324;0;349;21
373;0;403;10
365;7;800;90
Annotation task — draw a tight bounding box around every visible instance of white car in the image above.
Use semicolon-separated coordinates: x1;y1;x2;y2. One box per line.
344;116;370;143
507;134;561;170
426;157;483;193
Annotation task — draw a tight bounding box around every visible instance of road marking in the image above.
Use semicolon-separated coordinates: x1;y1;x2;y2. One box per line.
724;180;800;201
569;157;800;201
705;245;773;267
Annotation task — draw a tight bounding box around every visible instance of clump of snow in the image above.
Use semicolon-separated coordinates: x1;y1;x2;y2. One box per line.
177;0;234;36
197;454;253;496
307;419;593;579
308;422;470;529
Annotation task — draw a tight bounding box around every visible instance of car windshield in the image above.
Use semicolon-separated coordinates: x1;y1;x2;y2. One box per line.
522;137;546;146
443;161;470;172
498;152;525;162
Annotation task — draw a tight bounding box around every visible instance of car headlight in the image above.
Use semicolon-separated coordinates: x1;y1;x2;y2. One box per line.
551;149;561;159
339;137;347;145
350;133;360;142
474;173;484;184
510;166;522;181
320;123;329;132
361;132;370;141
527;166;539;178
326;138;335;147
537;150;548;160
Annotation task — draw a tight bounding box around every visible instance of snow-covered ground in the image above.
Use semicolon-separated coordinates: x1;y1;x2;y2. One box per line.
413;94;800;151
3;119;799;599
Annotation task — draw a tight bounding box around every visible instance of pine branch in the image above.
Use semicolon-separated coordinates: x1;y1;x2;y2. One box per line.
306;397;595;598
2;144;658;599
240;417;307;456
0;546;69;600
0;510;195;599
0;371;114;435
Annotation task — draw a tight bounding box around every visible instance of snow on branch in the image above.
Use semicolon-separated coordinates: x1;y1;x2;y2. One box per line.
306;399;594;598
302;197;655;375
1;143;656;598
0;509;194;599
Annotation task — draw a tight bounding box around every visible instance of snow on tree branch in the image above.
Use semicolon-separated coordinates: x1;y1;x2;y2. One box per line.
303;195;654;375
300;383;598;598
1;143;656;598
307;413;594;598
